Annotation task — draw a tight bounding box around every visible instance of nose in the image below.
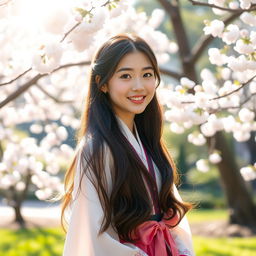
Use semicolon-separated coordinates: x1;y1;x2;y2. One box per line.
132;77;144;91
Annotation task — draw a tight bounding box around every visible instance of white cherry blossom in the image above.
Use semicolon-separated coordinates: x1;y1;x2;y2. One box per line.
240;166;256;181
168;41;178;53
188;132;206;146
180;77;195;89
222;24;240;45
194;92;211;109
16;182;26;191
234;39;254;54
227;55;248;72
249;81;256;93
201;122;217;137
234;131;251;142
220;68;231;80
239;108;255;122
229;1;240;9
30;124;43;134
208;0;227;15
32;42;63;74
240;12;256;26
209;151;222;164
203;19;224;37
196;159;210;172
148;9;165;29
170;122;185;134
239;0;252;9
208;48;227;66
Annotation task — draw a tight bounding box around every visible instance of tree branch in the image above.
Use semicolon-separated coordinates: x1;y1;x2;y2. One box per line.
210;75;256;101
36;84;74;104
188;0;256;12
159;67;183;80
181;75;256;104
0;61;90;109
60;0;112;43
191;11;242;64
0;74;43;109
208;92;256;114
0;68;32;87
61;22;81;43
188;0;256;13
0;0;12;7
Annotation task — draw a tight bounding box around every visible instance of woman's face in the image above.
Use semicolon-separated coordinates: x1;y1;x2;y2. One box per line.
102;51;157;124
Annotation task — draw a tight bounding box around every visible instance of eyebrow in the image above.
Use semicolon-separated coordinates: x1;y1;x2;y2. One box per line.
116;66;154;73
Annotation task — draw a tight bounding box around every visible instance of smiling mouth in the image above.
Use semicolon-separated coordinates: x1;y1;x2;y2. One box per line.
127;96;146;104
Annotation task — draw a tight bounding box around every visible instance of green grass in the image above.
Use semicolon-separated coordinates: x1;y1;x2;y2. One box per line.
0;228;64;256
194;236;256;256
0;209;255;255
187;208;228;223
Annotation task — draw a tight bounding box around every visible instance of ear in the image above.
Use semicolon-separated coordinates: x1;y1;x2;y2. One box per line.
95;75;101;85
96;75;108;93
100;84;108;93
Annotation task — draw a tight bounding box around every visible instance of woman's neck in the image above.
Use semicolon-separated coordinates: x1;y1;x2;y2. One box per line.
116;113;135;134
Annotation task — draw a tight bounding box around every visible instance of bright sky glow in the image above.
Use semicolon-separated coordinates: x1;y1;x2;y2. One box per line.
6;0;71;31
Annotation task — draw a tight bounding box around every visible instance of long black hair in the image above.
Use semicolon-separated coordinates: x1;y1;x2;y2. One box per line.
62;33;192;242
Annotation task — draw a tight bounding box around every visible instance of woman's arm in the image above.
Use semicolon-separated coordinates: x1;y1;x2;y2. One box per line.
63;145;147;256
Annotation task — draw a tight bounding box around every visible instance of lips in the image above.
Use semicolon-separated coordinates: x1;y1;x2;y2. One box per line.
127;95;146;104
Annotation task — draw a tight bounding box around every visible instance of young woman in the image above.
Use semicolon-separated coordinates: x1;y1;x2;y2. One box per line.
61;34;194;256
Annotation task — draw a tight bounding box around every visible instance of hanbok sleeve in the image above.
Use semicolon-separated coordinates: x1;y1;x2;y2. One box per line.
170;185;195;256
63;143;148;256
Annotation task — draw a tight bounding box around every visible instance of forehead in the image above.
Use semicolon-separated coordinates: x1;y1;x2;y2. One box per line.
116;51;152;69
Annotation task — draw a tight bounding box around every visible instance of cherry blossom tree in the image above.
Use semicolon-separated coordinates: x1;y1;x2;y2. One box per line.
0;0;177;225
0;0;256;230
156;0;256;228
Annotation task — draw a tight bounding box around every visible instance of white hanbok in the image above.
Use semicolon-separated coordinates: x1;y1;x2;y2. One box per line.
63;116;195;256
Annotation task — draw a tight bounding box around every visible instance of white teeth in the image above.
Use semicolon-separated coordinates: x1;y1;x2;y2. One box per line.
129;96;144;100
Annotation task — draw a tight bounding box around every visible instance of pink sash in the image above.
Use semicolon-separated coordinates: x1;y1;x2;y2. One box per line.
128;212;180;256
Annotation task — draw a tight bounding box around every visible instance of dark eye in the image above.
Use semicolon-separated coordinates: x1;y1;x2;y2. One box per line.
120;74;131;79
143;72;153;78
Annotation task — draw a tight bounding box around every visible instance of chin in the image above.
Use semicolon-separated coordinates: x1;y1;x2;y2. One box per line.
133;108;146;114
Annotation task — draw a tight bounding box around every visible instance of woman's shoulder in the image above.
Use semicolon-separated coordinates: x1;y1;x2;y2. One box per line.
76;135;113;163
74;136;114;196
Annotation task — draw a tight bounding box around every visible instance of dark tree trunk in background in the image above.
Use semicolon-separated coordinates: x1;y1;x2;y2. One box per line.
8;173;31;227
157;0;256;227
14;203;25;226
177;144;190;188
215;132;256;226
245;131;256;191
246;132;256;164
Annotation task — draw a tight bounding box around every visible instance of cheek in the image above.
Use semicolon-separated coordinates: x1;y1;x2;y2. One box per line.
146;80;157;94
109;81;129;97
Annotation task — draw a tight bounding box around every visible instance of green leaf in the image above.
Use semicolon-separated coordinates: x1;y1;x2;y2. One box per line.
242;37;252;45
75;7;89;18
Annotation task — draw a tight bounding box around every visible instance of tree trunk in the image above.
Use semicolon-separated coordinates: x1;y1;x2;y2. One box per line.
244;131;256;191
8;173;31;227
158;0;198;82
214;132;256;226
245;131;256;164
14;204;25;226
